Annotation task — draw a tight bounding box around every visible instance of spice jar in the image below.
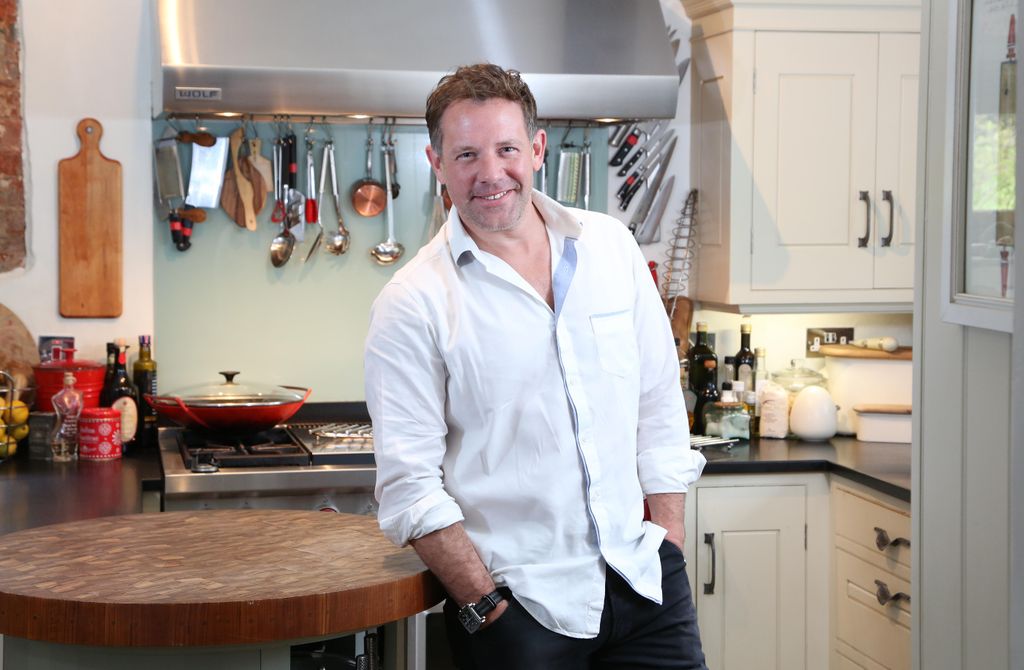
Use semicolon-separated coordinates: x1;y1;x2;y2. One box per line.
78;407;122;460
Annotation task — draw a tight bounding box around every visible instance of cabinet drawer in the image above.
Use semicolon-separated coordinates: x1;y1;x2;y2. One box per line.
834;485;910;570
835;549;911;670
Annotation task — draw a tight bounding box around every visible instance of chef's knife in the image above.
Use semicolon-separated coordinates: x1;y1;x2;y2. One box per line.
633;175;675;244
619;136;676;210
616;123;670;177
616;130;674;200
630;138;679;220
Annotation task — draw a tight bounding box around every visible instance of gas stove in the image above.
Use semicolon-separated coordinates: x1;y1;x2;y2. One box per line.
178;422;375;471
159;422;378;513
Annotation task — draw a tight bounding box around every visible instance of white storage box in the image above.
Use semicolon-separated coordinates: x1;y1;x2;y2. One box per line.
853;404;912;443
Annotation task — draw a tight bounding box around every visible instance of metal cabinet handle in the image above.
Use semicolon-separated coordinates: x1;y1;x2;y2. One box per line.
873;526;910;551
874;579;911;606
703;532;717;595
858;191;871;247
881;190;894;247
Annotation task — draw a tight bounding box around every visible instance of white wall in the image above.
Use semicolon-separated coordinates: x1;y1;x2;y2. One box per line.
0;0;154;364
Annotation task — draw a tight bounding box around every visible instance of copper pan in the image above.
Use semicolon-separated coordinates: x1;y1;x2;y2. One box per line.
351;130;386;217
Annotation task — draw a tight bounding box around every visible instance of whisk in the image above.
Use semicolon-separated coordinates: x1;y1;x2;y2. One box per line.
661;188;698;300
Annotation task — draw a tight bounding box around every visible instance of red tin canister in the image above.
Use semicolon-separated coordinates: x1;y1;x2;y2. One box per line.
78;407;122;460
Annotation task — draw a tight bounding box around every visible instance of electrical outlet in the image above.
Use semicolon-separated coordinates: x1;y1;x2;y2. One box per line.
806;327;854;357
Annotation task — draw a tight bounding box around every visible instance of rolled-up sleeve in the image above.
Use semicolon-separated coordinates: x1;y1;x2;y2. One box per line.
365;282;464;546
628;242;706;494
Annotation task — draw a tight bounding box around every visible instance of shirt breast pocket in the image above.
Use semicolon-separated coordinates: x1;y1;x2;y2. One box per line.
590;310;639;378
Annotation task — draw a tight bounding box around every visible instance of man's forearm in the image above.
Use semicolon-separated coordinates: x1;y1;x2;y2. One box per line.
409;522;508;622
646;492;686;550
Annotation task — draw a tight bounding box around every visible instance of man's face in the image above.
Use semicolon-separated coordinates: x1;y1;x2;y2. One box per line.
426;98;546;235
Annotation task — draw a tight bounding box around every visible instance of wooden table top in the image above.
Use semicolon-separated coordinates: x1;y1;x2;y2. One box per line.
0;510;443;647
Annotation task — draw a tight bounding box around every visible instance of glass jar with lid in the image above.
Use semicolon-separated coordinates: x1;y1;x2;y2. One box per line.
701;388;750;440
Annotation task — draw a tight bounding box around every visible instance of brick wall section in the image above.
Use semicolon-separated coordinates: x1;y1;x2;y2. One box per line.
0;0;24;272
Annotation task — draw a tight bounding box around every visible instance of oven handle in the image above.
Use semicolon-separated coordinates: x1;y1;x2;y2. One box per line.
172;396;213;430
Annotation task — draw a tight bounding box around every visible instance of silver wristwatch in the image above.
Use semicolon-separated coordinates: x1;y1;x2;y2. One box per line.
457;590;504;634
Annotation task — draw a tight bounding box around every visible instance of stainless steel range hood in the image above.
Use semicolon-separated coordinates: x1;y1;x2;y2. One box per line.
155;0;679;121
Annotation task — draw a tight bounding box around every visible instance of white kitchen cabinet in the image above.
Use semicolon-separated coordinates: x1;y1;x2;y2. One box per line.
682;0;920;312
683;473;830;669
831;478;911;669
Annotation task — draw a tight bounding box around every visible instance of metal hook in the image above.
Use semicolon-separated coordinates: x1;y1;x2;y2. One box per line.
559;121;575;148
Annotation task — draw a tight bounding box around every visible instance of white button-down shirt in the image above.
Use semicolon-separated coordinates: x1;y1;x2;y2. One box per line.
364;190;705;638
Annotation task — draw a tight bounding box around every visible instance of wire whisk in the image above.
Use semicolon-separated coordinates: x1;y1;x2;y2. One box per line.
661;188;698;299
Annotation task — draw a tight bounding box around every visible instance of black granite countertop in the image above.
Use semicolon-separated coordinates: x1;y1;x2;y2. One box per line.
0;404;910;536
0;450;162;535
700;436;911;502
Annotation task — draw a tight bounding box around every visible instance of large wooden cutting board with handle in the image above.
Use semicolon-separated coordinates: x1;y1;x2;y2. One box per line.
58;118;122;318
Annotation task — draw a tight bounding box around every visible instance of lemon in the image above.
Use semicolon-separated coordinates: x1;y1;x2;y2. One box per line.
0;436;14;459
4;400;28;426
11;423;29;441
0;418;6;442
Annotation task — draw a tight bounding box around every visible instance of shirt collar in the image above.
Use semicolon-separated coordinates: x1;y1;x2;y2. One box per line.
446;189;584;266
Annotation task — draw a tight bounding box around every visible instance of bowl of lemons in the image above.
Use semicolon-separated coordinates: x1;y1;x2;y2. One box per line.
0;370;35;461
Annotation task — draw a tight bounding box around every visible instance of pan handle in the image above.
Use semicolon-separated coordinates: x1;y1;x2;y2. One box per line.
281;386;314;404
171;395;213;430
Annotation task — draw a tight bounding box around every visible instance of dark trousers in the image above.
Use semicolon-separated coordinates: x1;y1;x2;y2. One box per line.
443;541;708;669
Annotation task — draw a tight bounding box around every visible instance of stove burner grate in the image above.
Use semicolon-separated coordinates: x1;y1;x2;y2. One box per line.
178;428;310;469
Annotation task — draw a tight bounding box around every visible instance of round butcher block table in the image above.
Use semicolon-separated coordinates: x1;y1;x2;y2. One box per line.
0;510;444;670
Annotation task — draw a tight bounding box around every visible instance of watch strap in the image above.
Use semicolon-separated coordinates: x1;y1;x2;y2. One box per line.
475;589;503;616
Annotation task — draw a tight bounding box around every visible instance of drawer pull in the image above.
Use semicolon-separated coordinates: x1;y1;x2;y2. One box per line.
874;579;911;606
873;527;910;551
703;532;717;595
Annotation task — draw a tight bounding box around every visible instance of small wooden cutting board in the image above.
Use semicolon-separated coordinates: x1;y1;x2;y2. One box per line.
58;118;122;318
819;344;912;360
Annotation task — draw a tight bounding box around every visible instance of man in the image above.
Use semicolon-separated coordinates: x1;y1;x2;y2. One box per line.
364;63;707;669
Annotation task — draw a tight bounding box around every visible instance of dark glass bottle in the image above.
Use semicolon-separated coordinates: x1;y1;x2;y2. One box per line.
132;335;158;449
693;360;721;435
687;322;719;434
106;340;139;453
734;321;755;389
99;342;118;406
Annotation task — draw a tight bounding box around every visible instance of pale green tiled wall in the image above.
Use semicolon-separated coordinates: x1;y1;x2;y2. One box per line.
153;120;607;400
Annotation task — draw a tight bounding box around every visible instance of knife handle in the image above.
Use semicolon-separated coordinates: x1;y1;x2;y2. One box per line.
609;129;641;166
617;172;640;200
617;148;644;177
619;176;646;211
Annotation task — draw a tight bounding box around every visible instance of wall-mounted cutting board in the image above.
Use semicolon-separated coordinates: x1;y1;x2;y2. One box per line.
58;118;122;318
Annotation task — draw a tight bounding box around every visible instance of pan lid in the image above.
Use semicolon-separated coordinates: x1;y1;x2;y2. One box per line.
166;371;307;407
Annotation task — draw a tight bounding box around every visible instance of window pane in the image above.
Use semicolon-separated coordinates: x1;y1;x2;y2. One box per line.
965;0;1016;299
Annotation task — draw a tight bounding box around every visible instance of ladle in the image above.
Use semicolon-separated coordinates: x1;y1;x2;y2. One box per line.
321;140;350;255
370;146;404;265
270;189;304;267
270;224;295;267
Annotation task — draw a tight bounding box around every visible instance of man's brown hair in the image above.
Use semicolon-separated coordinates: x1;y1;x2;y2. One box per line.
425;63;539;155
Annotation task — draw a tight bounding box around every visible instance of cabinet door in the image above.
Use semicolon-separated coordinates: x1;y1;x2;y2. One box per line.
872;33;919;289
694;484;806;670
751;32;879;291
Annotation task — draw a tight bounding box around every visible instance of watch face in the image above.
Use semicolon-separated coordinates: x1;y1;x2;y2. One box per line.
458;607;484;634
